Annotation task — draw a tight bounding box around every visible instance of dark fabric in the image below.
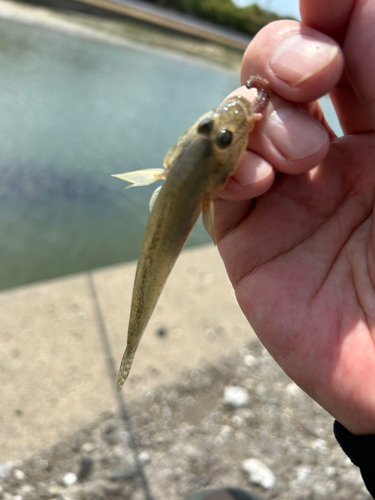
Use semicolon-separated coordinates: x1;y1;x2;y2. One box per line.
334;420;375;498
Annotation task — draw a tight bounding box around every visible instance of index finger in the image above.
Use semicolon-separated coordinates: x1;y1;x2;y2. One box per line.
301;0;375;135
300;0;355;44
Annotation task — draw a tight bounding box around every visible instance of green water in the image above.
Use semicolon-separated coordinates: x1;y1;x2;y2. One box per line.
0;15;241;290
0;15;341;291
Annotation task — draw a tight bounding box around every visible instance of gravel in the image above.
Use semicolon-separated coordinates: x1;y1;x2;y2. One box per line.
223;386;249;409
241;459;275;490
0;340;371;500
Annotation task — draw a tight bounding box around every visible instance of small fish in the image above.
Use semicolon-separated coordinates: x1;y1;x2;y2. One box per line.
113;76;269;391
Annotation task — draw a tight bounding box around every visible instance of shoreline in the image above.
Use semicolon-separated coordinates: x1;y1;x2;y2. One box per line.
75;0;251;50
12;0;252;51
0;0;243;71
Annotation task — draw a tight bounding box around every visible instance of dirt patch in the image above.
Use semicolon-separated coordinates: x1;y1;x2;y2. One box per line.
0;340;371;500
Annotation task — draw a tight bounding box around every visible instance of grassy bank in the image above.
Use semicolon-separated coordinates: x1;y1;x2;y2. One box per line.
143;0;282;36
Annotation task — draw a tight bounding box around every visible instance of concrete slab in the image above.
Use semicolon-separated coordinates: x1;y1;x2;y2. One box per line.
0;274;116;462
92;244;257;396
0;244;257;463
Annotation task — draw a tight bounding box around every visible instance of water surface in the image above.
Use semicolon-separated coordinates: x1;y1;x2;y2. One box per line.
0;15;239;290
0;13;341;290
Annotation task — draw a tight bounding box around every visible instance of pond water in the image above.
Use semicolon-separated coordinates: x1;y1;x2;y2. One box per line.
0;12;341;290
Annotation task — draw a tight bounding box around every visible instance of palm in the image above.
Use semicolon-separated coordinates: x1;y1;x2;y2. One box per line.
213;0;375;433
217;130;375;432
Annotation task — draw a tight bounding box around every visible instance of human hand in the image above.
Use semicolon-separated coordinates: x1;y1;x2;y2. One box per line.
215;0;375;435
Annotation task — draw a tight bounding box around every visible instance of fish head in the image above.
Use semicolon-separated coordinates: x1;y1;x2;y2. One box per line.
195;95;257;178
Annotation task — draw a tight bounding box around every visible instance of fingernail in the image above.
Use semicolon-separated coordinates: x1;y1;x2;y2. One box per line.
266;107;328;160
270;34;339;86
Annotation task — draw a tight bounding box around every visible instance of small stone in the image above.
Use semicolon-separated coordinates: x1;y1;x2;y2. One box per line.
62;472;77;486
242;458;275;489
223;386;249;408
14;469;25;480
138;451;150;464
244;354;256;367
81;442;95;453
21;484;34;494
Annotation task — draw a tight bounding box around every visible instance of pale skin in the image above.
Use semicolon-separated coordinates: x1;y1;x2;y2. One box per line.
215;0;375;435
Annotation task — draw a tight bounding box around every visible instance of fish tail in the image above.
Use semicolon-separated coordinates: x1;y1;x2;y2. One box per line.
116;346;136;392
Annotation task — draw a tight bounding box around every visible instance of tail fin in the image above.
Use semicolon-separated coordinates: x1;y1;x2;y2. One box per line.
116;345;136;392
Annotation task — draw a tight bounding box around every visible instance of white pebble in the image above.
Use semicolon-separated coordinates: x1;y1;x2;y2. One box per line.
242;458;275;489
138;451;150;464
21;485;34;494
223;386;249;408
244;354;256;367
81;442;95;453
14;469;25;480
62;472;77;486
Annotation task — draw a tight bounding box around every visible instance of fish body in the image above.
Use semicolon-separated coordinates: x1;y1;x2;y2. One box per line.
114;79;269;391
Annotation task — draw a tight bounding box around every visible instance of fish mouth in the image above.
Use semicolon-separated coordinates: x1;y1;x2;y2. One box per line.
221;95;255;121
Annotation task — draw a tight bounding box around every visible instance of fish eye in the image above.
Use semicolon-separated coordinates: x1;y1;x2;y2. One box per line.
216;128;233;148
197;117;214;135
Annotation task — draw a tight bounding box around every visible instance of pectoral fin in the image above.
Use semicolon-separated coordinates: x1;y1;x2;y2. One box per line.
149;185;162;212
202;200;215;244
112;168;166;188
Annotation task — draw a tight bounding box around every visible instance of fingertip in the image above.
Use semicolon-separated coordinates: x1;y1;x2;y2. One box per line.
262;105;330;171
220;152;275;201
241;21;344;103
269;31;342;93
246;97;331;176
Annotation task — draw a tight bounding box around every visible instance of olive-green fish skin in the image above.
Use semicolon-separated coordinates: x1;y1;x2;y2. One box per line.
116;88;269;391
